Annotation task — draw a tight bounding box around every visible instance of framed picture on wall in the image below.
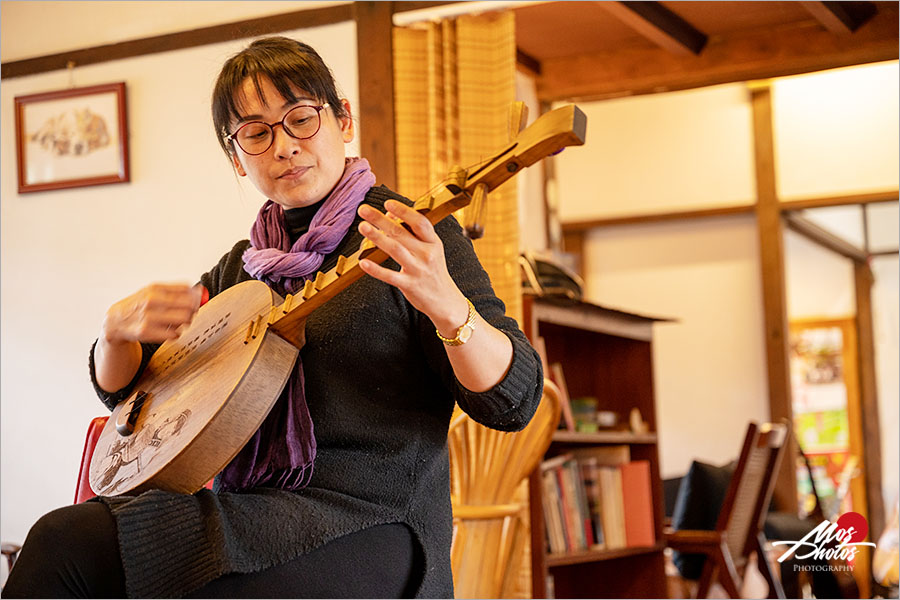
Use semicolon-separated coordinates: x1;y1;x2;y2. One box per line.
15;82;130;193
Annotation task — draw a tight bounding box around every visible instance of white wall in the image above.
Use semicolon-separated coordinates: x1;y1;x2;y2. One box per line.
785;230;856;319
583;216;770;478
556;83;756;222
773;61;900;200
0;1;351;62
0;6;358;581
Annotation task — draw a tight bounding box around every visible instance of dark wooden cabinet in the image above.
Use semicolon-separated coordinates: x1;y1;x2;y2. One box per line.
523;295;668;598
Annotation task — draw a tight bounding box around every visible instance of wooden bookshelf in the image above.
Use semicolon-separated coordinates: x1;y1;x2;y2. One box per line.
524;295;669;599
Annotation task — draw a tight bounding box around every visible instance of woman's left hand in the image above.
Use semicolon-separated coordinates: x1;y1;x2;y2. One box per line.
357;200;469;337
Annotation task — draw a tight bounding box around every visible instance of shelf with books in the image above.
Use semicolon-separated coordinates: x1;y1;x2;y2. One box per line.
523;295;668;599
538;446;657;558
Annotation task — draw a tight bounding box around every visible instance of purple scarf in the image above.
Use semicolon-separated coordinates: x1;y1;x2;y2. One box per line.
219;157;375;492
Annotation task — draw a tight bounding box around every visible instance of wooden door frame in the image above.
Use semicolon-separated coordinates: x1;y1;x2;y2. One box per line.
788;316;872;596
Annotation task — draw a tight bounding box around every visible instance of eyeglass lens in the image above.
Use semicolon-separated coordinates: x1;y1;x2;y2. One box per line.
235;105;322;155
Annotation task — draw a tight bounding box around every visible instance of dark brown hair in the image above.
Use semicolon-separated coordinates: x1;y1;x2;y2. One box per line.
212;36;347;157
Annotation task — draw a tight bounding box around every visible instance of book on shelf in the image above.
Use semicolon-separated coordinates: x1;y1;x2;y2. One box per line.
620;460;656;547
570;459;596;548
574;444;630;549
569;444;631;465
541;454;571;554
541;468;566;554
562;457;599;550
598;465;627;549
579;459;605;548
557;460;584;551
549;362;576;431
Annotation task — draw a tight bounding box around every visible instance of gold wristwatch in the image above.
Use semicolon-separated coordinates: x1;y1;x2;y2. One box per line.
436;299;477;346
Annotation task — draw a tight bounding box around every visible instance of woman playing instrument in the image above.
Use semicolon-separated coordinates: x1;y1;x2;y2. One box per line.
4;36;542;598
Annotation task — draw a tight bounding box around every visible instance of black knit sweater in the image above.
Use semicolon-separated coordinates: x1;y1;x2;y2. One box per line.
90;186;543;598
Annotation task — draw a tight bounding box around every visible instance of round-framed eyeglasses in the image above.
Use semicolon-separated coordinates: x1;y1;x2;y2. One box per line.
224;103;330;155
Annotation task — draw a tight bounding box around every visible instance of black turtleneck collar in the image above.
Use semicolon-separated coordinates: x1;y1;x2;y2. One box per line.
283;198;327;245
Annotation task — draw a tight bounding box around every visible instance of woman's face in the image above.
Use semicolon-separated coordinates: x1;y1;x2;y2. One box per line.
229;76;354;209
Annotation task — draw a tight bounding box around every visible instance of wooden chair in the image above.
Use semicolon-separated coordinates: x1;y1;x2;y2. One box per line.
665;421;790;599
448;379;561;599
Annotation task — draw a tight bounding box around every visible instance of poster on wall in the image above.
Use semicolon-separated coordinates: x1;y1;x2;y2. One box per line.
789;320;862;519
15;82;130;193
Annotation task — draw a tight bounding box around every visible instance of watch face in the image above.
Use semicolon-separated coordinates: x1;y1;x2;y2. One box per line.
458;324;473;344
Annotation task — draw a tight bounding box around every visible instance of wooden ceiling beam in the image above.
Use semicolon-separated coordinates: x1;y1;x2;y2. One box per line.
391;1;462;13
1;4;353;79
779;189;898;211
800;1;878;34
596;1;707;56
784;212;869;262
561;204;754;231
536;4;898;102
516;48;542;77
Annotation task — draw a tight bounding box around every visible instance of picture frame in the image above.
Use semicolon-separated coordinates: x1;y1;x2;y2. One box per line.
15;82;130;193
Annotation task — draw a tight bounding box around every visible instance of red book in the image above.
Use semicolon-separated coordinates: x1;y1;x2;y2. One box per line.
620;460;656;547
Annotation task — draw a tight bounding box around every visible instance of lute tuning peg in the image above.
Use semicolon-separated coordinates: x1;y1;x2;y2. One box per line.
462;102;530;239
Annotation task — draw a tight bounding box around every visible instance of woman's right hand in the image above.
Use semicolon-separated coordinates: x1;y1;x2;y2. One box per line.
95;284;205;393
100;283;205;345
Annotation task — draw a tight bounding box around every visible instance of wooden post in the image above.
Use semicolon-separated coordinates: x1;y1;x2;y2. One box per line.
749;81;798;513
855;260;886;541
354;1;397;190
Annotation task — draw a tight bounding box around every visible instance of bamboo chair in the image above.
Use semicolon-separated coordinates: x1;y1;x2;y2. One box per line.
448;379;561;599
666;421;790;599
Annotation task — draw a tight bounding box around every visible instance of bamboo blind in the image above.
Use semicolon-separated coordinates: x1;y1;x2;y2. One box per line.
393;11;522;324
393;26;430;197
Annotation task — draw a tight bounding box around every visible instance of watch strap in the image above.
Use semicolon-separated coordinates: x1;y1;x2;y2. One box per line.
436;299;477;346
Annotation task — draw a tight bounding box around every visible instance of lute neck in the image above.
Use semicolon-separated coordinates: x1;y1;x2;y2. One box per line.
266;103;587;349
265;176;467;349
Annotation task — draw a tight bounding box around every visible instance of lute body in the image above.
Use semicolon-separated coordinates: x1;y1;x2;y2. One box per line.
89;104;587;496
90;281;299;495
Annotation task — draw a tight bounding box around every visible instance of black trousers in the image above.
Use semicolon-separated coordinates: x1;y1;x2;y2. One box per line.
4;501;421;598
